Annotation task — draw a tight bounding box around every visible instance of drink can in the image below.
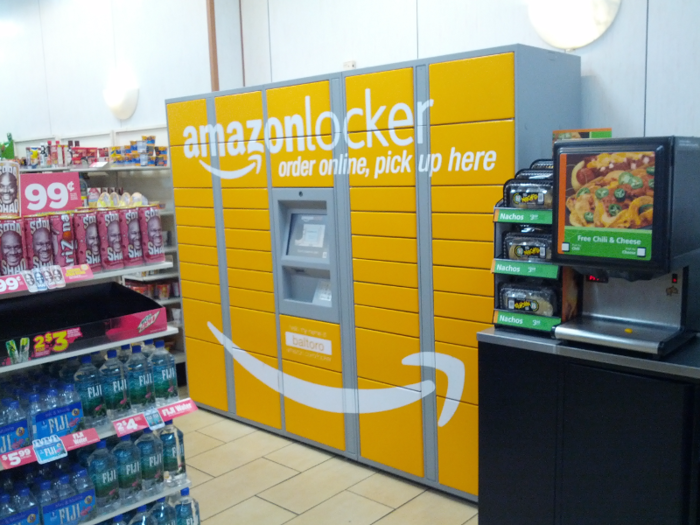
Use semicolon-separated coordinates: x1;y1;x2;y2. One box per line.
24;214;54;268
0;216;26;276
47;212;76;267
119;207;143;267
73;209;102;272
138;206;165;264
96;209;124;270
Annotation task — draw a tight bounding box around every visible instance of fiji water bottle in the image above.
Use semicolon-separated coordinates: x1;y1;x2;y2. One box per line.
74;355;107;428
149;341;178;406
135;428;163;497
148;497;176;525
118;344;132;364
71;466;94;493
174;488;200;525
127;346;154;411
88;440;119;513
37;481;56;523
59;358;81;383
142;339;156;358
43;388;60;410
160;421;186;486
27;394;43;441
100;350;131;419
113;435;142;505
113;514;128;525
55;475;77;499
0;492;14;519
13;487;36;515
128;505;150;525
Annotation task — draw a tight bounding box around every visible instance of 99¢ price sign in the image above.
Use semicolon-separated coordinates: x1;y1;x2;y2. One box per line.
20;171;82;216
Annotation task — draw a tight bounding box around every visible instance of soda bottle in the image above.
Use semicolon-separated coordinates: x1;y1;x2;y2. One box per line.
74;355;107;428
113;435;142;505
127;346;154;411
174;488;200;525
149;341;178;406
135;428;163;497
100;349;131;419
87;440;119;513
148;497;176;525
160;421;186;486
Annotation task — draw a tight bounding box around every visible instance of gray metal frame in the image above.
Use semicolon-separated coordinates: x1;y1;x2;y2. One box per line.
271;187;340;323
167;43;581;501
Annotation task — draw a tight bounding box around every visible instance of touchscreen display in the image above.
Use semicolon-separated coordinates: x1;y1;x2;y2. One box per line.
558;151;655;261
287;214;329;259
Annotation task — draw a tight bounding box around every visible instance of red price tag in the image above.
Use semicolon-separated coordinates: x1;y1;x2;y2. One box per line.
113;413;149;437
0;446;37;469
158;398;198;421
60;428;99;451
20;171;82;216
0;274;27;296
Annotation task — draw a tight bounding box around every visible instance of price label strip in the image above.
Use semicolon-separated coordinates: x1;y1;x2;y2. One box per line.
112;398;198;437
33;435;68;465
113;413;150;438
61;429;100;452
0;446;36;469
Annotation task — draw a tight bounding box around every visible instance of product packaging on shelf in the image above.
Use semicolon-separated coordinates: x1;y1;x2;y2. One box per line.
138;206;165;264
96;209;125;270
48;212;76;268
24;214;54;268
0;283;167;365
0;215;27;275
119;207;144;267
73;209;102;272
0;161;20;216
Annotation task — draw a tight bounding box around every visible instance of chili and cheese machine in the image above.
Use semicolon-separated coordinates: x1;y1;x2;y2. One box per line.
552;137;700;355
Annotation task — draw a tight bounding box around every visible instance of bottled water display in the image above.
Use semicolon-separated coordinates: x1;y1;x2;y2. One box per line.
74;355;108;428
100;350;131;419
113;435;142;505
135;428;163;497
88;440;119;513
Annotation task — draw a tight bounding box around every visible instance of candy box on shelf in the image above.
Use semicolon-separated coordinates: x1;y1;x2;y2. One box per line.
0;282;166;365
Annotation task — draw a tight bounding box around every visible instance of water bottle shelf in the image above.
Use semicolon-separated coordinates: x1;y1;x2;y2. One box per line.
81;479;192;525
0;324;180;375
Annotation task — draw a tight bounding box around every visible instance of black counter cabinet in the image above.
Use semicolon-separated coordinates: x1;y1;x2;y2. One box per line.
477;328;700;525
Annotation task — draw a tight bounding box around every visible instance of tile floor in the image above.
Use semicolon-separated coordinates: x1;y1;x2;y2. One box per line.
177;407;479;524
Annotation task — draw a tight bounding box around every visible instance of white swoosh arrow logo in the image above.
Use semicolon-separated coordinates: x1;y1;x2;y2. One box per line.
199;154;262;179
209;323;465;426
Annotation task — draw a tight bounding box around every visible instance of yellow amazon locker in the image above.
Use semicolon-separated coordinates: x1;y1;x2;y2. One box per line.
234;351;282;429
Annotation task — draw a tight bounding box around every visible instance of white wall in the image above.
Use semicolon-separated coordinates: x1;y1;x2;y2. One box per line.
0;0;244;148
240;0;700;139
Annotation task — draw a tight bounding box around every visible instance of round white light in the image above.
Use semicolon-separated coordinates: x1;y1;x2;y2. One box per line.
528;0;622;50
103;67;139;120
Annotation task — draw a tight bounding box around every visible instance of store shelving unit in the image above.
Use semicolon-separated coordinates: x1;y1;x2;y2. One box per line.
126;272;180;282
156;297;181;307
81;480;191;525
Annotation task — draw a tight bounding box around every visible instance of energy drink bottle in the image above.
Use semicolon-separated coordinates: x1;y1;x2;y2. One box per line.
19;338;29;363
5;340;18;364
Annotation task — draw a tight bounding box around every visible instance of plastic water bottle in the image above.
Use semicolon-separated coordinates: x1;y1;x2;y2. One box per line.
160;421;186;486
150;341;178;406
142;339;156;357
4;400;24;426
127;346;154;411
113;514;128;525
100;350;131;419
37;481;56;523
128;505;150;525
91;351;106;369
0;492;14;519
13;487;36;513
74;355;108;428
55;475;76;499
135;428;163;497
118;344;132;364
43;388;60;410
149;497;176;525
174;488;200;525
60;383;80;406
71;466;94;493
59;358;81;383
113;435;142;505
88;440;119;513
27;394;43;441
